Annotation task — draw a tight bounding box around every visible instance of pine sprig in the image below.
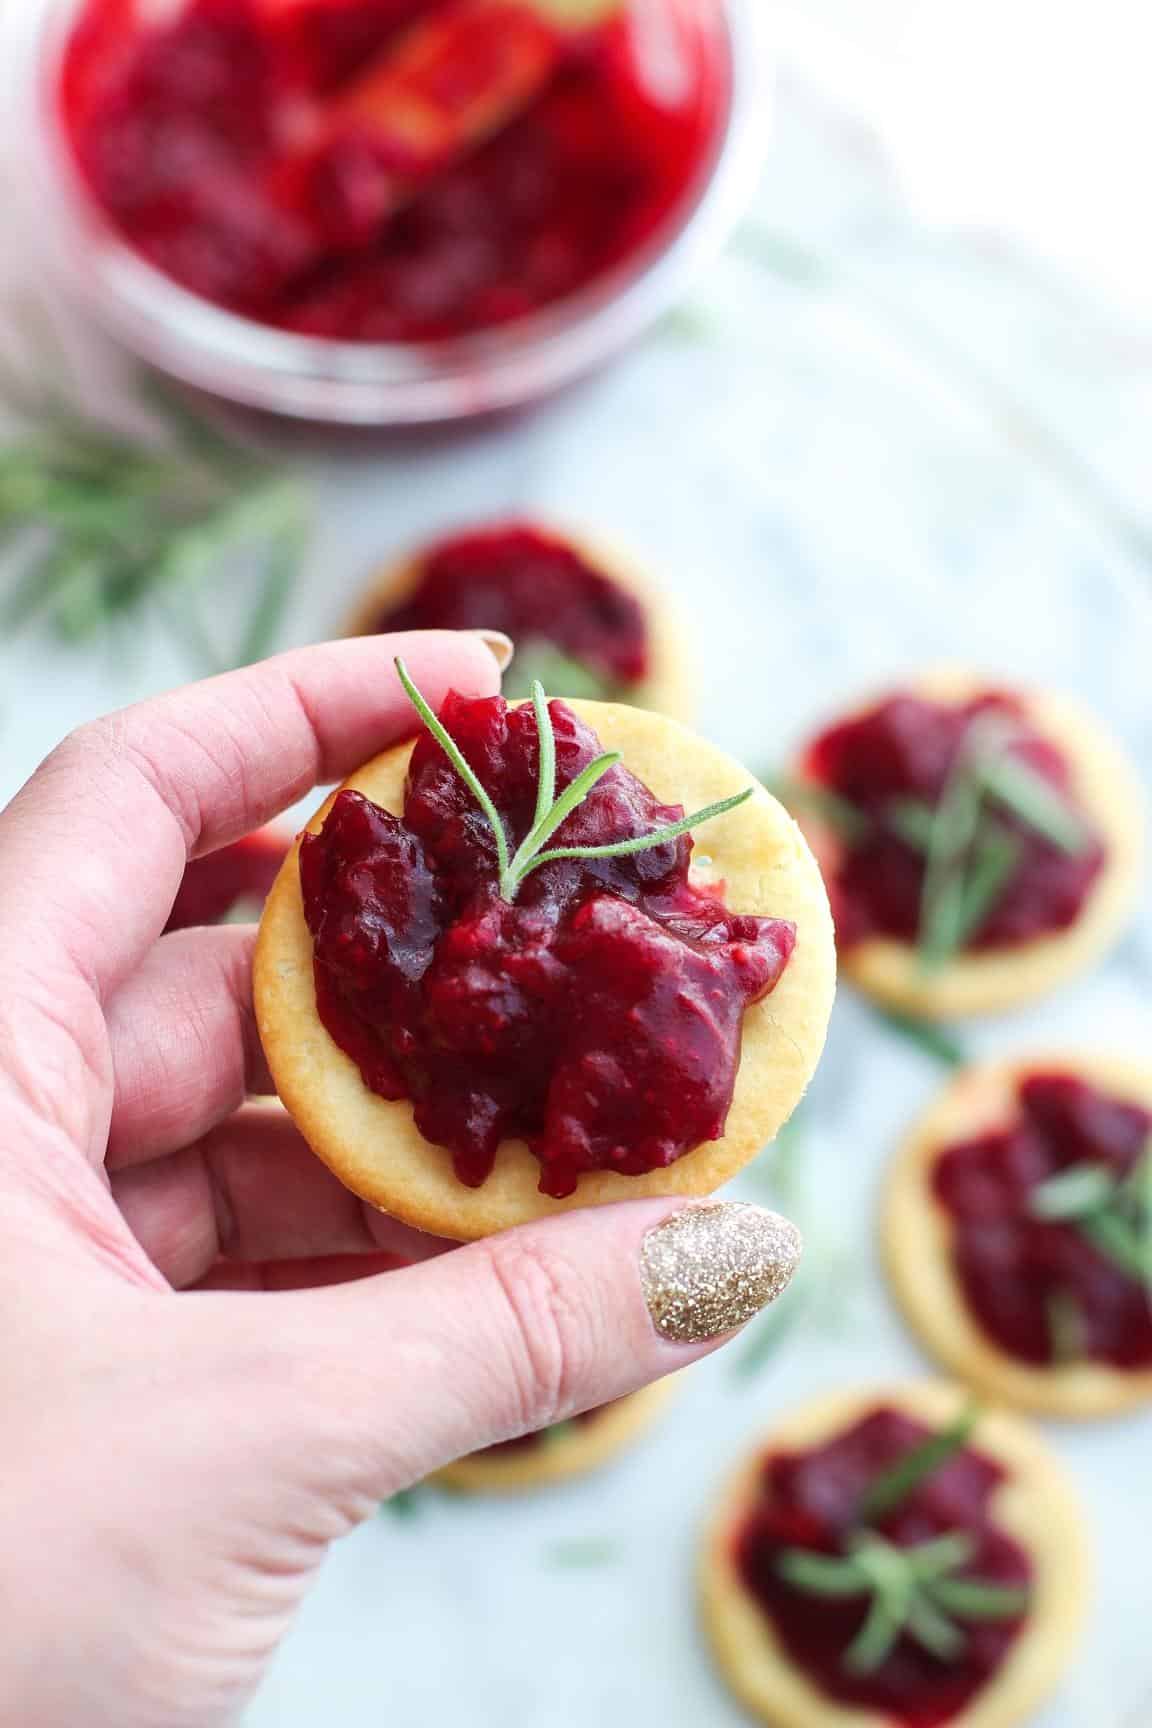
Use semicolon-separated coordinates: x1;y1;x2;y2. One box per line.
395;658;754;903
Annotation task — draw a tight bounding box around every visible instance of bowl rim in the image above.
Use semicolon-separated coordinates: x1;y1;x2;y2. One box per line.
13;0;771;422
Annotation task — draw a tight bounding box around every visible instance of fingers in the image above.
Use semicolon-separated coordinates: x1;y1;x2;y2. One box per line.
234;1200;802;1499
105;926;267;1167
0;632;503;996
111;1101;450;1288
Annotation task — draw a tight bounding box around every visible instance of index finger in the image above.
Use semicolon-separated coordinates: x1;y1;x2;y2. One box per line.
0;630;505;995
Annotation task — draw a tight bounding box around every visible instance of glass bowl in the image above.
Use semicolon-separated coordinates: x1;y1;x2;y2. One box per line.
10;0;768;426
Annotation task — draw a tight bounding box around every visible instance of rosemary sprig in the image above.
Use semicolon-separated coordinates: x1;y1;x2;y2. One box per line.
379;1486;427;1519
915;713;1088;973
0;332;310;670
502;640;616;703
1029;1142;1152;1289
857;1404;978;1523
873;1008;966;1068
395;658;754;903
778;1529;1028;1674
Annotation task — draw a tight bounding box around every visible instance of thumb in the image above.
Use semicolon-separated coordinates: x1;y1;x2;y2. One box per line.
254;1199;801;1501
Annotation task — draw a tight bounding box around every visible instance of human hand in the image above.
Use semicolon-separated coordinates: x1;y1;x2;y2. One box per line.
0;633;799;1727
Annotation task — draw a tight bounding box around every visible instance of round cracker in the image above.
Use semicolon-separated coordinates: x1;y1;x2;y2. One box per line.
432;1380;674;1495
699;1381;1088;1728
255;700;836;1240
792;672;1145;1020
884;1052;1152;1418
343;522;695;723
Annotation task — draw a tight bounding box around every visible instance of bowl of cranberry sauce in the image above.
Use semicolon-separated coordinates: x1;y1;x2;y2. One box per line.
29;0;762;423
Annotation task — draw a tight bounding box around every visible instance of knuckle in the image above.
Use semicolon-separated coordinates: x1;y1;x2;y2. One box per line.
481;1235;587;1432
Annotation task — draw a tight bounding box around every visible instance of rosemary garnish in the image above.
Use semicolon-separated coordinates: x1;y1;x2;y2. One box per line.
380;1486;427;1519
1029;1141;1152;1289
777;1405;1028;1674
857;1404;978;1523
915;714;1088;973
395;658;754;904
502;640;615;704
0;336;310;670
873;1009;966;1068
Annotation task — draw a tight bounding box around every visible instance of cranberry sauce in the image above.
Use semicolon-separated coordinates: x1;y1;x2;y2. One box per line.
933;1072;1152;1368
736;1408;1031;1726
165;829;289;931
366;524;649;690
299;693;794;1197
803;692;1103;950
62;0;722;341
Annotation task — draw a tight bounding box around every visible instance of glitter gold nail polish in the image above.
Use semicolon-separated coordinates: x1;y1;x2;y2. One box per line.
639;1203;802;1344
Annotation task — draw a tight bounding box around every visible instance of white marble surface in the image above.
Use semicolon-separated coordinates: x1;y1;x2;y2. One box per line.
1;47;1151;1728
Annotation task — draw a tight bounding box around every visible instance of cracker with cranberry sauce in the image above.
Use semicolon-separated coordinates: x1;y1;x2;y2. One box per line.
255;676;835;1240
345;519;694;722
783;672;1143;1020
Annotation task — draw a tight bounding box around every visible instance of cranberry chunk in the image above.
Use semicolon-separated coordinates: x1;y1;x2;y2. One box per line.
299;693;794;1193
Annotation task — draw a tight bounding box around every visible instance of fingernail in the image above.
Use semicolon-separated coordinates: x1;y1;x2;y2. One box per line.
640;1202;802;1344
469;629;515;671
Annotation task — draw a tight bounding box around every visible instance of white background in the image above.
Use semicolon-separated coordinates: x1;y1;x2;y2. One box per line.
2;12;1151;1728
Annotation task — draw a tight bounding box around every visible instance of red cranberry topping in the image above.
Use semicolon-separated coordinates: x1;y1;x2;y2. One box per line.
366;523;649;690
736;1408;1031;1726
62;0;722;342
165;829;289;931
932;1073;1152;1368
803;692;1104;951
300;693;794;1196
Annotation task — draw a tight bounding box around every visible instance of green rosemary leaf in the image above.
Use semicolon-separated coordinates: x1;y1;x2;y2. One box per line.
1028;1163;1116;1221
394;657;511;884
762;773;869;845
843;1540;910;1673
380;1487;425;1519
922;828;1019;973
528;787;755;875
234;494;310;667
1046;1288;1086;1365
858;1405;978;1523
1079;1209;1149;1280
545;1538;619;1567
731;1286;809;1378
904;1592;966;1661
903;1534;974;1581
503;640;612;703
530;680;556;831
776;1549;868;1597
507;748;622;887
924;1576;1031;1620
886;798;936;852
978;753;1088;854
874;1009;965;1068
538;1419;578;1450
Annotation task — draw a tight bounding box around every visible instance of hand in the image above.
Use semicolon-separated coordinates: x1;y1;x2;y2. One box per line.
0;633;798;1728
